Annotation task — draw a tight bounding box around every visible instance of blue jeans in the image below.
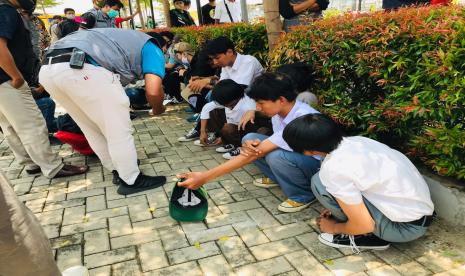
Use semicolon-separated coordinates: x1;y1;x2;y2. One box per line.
311;172;428;242
242;133;320;203
35;97;57;133
125;88;147;106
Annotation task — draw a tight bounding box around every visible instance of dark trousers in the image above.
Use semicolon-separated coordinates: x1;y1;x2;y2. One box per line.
35;97;57;133
163;71;183;101
207;109;272;147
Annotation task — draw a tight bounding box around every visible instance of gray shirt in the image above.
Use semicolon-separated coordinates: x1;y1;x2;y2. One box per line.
88;8;115;28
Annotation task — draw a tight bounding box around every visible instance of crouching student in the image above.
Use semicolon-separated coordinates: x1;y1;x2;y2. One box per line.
276;62;318;107
282;114;435;251
197;79;272;159
178;72;320;213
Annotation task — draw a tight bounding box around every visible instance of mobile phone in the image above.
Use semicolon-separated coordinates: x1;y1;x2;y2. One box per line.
69;48;86;69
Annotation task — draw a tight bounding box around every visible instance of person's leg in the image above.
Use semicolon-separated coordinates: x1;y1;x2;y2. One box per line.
35;97;57;133
220;123;241;146
0;82;63;177
49;64;140;184
163;71;183;101
40;64;116;174
207;108;226;134
311;172;348;221
265;149;319;203
125;87;148;106
0;170;61;276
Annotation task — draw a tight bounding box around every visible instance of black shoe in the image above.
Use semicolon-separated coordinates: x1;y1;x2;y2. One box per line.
26;167;41;174
117;173;166;195
130;111;138;120
318;233;390;253
112;170;120;185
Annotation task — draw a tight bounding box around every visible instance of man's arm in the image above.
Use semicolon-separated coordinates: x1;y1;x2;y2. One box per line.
119;9;140;22
144;73;165;115
0;38;24;89
178;139;278;189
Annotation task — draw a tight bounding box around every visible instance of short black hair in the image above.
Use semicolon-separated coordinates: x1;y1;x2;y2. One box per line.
104;0;119;7
64;8;75;14
276;62;314;93
53;15;63;20
159;31;174;41
247;72;297;102
283;113;344;154
146;32;167;49
211;79;246;106
205;36;235;56
184;0;191;5
80;12;96;29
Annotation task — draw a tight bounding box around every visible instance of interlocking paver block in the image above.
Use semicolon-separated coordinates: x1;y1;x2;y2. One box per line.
56;244;82;271
111;231;160;249
166;241;220;265
159;226;190;251
284;250;329;275
208;188;235;205
186;225;236;244
235;256;293;276
366;265;401;276
206;211;251;228
138;240;169;271
217;236;256;267
84;229;110;255
249;238;303;261
84;247;137;269
108;215;132;237
323;252;385;275
144;261;203;276
263;222;313;241
233;221;270;247
246;208;281;229
61;219;107;236
112;260;142;276
43;198;85;212
128;201;153;222
198;255;235;275
62;205;86;225
218;199;261;214
86;206;128;220
86;195;106;212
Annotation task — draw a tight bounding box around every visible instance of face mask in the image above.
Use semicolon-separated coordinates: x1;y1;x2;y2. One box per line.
66;14;75;20
107;9;119;18
181;56;189;65
18;0;35;11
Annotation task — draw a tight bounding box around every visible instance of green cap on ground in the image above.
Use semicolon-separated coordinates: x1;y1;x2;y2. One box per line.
169;181;208;222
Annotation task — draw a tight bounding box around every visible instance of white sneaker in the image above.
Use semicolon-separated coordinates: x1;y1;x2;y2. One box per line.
223;147;241;160
216;144;235;153
193;133;217;147
277;199;314;213
61;266;89;276
253;177;278;188
178;128;200;142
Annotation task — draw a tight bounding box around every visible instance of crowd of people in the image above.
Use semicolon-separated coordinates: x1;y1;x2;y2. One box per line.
0;0;438;275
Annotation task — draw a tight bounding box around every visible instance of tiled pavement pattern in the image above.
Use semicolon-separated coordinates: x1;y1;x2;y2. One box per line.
2;105;465;276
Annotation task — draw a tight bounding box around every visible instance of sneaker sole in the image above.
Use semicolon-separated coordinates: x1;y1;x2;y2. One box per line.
253;180;279;188
216;148;234;153
278;202;312;213
318;235;391;251
117;177;166;195
178;137;198;142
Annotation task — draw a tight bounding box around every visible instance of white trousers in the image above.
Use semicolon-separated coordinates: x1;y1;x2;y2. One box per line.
39;63;140;184
0;82;63;177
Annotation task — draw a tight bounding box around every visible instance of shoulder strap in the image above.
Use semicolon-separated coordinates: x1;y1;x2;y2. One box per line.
224;1;234;23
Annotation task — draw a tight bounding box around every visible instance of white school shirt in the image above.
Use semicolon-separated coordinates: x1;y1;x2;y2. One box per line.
214;0;242;23
267;101;319;152
219;54;264;86
319;136;434;222
200;96;256;125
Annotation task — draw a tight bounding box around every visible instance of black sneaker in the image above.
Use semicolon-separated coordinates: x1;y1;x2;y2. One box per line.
117;173;166;195
178;128;200;142
318;233;390;253
26;167;41;175
222;147;241;160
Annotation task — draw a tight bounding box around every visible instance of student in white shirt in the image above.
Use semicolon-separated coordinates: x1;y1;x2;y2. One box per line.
196;80;272;159
178;36;264;143
282;114;435;251
214;0;242;23
178;73;321;213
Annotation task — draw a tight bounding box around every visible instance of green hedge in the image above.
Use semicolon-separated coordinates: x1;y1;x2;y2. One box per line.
270;5;465;180
152;23;269;65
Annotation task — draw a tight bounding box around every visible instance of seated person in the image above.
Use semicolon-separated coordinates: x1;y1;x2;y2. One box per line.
163;42;195;103
197;80;272;159
282;114;435;251
276;62;318;107
178;72;321;213
178;36;263;142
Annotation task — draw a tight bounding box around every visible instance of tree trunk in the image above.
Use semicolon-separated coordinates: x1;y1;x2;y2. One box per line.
41;3;47;14
136;0;146;30
263;0;282;51
162;0;171;27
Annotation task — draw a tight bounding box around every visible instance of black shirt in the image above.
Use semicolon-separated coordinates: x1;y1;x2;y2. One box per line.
382;0;429;9
0;4;35;85
201;3;215;25
190;49;216;78
58;19;80;38
279;0;329;19
170;9;196;27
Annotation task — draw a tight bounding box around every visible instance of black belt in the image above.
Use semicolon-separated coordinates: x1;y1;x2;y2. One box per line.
408;212;435;227
43;48;90;66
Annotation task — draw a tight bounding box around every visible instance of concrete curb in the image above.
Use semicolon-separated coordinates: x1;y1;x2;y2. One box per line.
422;170;465;227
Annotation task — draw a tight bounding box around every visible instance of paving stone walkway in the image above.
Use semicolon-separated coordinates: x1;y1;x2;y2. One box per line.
2;105;465;276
